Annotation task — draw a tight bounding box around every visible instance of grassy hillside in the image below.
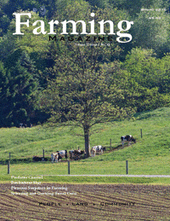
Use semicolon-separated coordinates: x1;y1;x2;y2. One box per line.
0;107;170;160
0;107;170;180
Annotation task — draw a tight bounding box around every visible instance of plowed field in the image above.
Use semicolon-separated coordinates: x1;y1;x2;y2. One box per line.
0;183;170;220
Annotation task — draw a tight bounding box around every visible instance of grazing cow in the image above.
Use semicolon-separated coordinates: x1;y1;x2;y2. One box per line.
58;150;68;159
51;152;59;162
69;149;85;160
51;150;68;163
121;135;136;146
91;145;104;156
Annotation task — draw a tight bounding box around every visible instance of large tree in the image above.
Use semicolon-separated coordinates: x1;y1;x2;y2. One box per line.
39;42;134;157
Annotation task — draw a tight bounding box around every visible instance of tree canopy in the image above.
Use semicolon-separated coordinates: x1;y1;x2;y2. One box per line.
38;42;135;156
0;0;169;132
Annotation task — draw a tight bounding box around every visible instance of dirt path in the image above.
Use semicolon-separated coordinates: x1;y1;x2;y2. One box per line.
0;183;170;220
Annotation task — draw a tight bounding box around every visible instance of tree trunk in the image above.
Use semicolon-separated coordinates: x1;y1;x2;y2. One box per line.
84;125;90;158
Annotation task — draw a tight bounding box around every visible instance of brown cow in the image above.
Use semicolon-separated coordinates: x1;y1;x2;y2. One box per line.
69;149;85;160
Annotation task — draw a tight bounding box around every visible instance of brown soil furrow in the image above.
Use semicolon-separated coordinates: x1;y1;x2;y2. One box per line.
0;202;16;208
84;193;135;203
105;193;170;208
50;193;169;213
112;191;170;203
0;184;170;221
0;199;35;208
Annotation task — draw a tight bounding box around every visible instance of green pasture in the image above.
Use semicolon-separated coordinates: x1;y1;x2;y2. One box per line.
0;107;170;184
1;157;170;176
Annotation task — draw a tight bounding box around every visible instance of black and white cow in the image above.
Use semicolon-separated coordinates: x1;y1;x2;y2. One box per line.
58;150;68;159
121;135;136;146
51;150;68;162
91;145;104;156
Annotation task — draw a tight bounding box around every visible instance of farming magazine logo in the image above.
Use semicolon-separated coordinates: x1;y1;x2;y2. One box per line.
12;7;134;44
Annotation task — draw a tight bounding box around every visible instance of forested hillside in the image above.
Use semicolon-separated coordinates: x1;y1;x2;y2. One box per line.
0;0;170;128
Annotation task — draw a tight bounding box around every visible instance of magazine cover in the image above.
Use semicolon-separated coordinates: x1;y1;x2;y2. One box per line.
0;0;170;220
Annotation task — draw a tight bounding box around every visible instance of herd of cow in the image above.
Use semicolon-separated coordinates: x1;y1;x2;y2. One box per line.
33;135;136;162
51;149;85;162
51;145;106;162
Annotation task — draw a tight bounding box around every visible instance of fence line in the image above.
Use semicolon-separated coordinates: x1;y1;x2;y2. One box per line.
43;175;170;178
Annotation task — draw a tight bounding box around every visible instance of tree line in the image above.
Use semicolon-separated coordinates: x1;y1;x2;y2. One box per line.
0;0;169;130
